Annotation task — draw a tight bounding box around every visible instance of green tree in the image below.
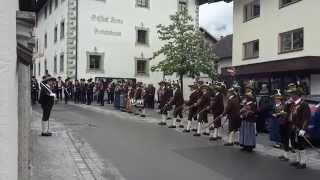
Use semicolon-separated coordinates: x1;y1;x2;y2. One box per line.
151;9;218;94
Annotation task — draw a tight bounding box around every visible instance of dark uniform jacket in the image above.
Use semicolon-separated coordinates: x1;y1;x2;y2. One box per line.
39;83;54;108
288;100;311;130
224;95;241;120
171;88;184;107
197;93;211;112
186;90;202;112
212;92;224;117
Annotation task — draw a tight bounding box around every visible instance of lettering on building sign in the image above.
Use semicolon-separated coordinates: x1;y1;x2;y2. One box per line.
91;14;124;24
94;28;121;36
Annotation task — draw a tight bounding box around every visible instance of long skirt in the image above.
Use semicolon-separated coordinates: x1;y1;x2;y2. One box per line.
269;116;281;143
240;121;256;148
114;94;120;109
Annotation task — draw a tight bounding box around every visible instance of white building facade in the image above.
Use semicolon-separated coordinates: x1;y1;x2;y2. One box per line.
34;0;199;95
204;0;320;95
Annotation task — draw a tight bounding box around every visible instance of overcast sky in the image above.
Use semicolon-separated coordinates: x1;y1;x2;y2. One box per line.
199;2;233;38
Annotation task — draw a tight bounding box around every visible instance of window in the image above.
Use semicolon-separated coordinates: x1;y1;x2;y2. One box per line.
135;59;149;76
44;33;47;49
178;0;188;12
136;28;149;45
136;0;149;8
44;6;48;19
279;28;303;53
60;53;64;73
280;0;302;8
54;56;57;74
55;0;58;9
60;21;65;39
38;63;41;76
243;40;259;59
49;0;52;14
54;26;58;43
87;52;104;72
244;0;260;22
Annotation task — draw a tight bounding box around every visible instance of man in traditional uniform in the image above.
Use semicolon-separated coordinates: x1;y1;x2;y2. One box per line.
74;80;80;103
31;76;39;105
192;84;211;136
209;82;226;141
183;84;202;133
167;83;184;128
80;79;86;104
86;78;94;105
64;78;72;104
158;81;171;125
39;76;56;136
134;82;146;117
223;87;241;146
56;76;64;101
286;83;311;169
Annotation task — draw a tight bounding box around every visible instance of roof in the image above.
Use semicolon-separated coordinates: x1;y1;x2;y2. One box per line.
199;27;218;44
199;0;233;5
212;34;233;59
222;56;320;77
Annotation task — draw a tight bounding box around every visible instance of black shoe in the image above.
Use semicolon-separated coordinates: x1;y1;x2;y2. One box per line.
224;143;234;146
127;111;133;114
278;156;289;162
209;137;218;141
192;129;197;132
134;113;139;116
140;115;146;118
176;119;181;123
202;132;210;136
179;125;184;128
296;163;307;169
217;136;222;140
158;122;166;126
234;142;240;146
168;125;176;128
167;117;172;120
193;133;201;137
290;161;300;167
183;129;190;133
209;127;215;131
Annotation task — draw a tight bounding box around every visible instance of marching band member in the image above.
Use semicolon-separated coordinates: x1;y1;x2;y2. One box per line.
286;83;311;169
223;87;241;146
167;83;184;128
209;82;226;141
182;84;202;133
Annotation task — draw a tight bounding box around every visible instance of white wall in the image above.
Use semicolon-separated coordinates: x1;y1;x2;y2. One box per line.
217;58;232;74
77;0;197;92
0;0;19;179
233;0;320;66
34;0;68;79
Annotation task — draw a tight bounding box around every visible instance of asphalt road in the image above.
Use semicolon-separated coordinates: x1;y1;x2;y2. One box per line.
33;104;320;180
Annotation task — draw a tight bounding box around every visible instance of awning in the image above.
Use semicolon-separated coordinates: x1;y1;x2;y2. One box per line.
199;0;233;5
222;56;320;77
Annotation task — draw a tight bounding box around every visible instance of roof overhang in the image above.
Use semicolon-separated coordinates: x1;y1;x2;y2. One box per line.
19;0;36;11
199;0;233;5
35;0;48;12
222;56;320;77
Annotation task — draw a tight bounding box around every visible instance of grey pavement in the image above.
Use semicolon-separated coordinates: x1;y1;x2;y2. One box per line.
32;102;320;180
30;111;98;180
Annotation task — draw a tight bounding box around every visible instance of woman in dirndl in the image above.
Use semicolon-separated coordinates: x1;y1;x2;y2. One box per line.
239;93;258;152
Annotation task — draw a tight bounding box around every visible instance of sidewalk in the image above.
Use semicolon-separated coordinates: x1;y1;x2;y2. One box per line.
70;102;320;170
30;112;98;180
